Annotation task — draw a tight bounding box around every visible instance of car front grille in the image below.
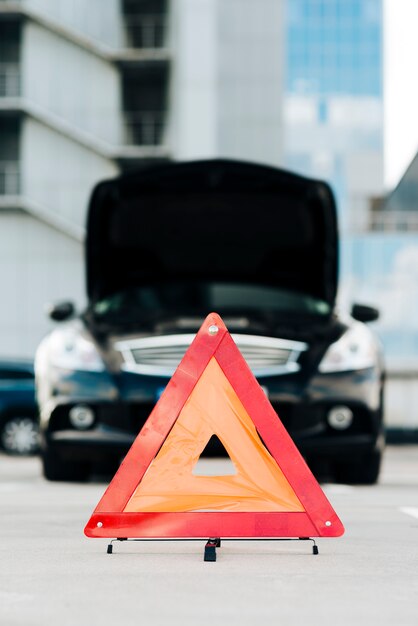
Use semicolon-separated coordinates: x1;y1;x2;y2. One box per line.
115;333;308;377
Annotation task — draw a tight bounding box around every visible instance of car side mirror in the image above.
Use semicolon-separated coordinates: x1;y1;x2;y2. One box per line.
351;303;379;323
47;301;75;322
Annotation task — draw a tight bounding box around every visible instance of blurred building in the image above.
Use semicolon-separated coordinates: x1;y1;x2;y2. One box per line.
372;150;418;231
284;0;384;232
282;0;418;432
0;0;283;357
340;146;418;432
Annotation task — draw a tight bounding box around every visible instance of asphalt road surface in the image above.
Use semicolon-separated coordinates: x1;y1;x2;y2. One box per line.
1;446;417;626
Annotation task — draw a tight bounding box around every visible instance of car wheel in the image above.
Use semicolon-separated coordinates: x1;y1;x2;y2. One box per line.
0;416;40;455
335;450;382;485
42;446;90;482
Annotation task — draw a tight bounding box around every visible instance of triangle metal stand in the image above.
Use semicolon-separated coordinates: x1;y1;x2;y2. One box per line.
105;537;319;560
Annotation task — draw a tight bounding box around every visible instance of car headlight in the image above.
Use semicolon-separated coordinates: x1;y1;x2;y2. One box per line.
49;327;105;372
318;323;378;373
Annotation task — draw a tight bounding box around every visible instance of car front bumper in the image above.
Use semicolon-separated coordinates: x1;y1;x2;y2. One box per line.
43;396;384;466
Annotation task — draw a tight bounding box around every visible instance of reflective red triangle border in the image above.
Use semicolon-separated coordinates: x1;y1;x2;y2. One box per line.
85;313;344;539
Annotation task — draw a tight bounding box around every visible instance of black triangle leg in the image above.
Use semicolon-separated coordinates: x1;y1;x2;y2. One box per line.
299;537;319;555
204;538;220;561
106;538;127;554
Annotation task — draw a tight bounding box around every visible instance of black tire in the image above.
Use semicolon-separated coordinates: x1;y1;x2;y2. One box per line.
42;445;90;482
335;450;382;485
0;416;40;456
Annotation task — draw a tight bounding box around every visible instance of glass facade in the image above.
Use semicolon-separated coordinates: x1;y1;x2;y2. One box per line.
340;234;418;368
287;0;382;97
284;1;418;369
284;0;384;232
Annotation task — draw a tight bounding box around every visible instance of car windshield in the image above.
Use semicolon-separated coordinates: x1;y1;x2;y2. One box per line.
92;283;331;320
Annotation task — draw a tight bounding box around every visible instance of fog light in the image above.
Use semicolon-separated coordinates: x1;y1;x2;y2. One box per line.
327;406;353;430
69;405;94;430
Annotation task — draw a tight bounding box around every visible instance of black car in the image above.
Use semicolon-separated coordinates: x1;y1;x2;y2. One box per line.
0;360;40;455
35;159;385;483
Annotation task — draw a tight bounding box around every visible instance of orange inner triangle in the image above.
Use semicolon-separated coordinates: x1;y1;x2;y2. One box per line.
124;357;305;513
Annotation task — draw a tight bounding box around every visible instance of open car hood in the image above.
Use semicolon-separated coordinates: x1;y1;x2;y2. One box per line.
86;159;338;307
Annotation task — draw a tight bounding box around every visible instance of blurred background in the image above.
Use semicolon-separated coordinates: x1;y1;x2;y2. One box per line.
0;0;417;434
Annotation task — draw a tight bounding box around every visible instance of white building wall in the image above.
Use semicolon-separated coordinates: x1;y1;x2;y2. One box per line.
1;4;123;360
170;0;218;159
21;21;122;144
171;0;284;165
25;0;123;48
216;0;283;166
21;118;119;228
0;213;84;358
2;0;286;360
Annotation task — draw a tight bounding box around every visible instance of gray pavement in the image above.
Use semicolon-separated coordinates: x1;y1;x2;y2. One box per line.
1;447;418;626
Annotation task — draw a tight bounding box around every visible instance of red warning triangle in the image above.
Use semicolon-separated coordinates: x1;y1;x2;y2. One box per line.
85;313;344;539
